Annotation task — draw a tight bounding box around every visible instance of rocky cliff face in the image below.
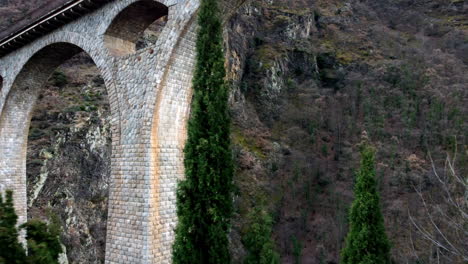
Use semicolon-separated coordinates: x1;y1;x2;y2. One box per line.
223;0;467;263
26;54;111;264
1;0;467;263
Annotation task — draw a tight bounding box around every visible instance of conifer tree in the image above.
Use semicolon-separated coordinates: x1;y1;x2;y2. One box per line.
0;190;62;264
0;190;26;264
341;145;391;264
243;208;280;264
21;219;62;264
172;0;233;263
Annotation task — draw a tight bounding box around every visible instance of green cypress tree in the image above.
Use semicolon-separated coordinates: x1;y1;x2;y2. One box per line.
341;145;391;264
0;190;26;264
172;0;233;263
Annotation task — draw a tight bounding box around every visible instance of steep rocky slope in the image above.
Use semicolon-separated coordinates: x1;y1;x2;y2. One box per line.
223;0;467;263
1;0;467;263
26;54;111;264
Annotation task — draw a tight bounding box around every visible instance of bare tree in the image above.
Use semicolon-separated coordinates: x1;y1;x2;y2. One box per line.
409;144;467;263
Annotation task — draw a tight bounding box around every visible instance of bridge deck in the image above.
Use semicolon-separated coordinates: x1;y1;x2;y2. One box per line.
0;0;112;58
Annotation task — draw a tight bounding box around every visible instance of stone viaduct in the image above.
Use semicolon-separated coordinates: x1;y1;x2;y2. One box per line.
0;0;199;262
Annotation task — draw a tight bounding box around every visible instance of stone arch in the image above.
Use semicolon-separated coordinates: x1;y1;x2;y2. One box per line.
0;32;121;130
0;42;113;236
104;0;169;56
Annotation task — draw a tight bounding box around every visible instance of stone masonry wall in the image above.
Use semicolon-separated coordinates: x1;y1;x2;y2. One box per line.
0;0;199;263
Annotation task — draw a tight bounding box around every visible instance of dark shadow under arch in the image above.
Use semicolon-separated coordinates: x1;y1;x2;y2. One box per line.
104;0;168;56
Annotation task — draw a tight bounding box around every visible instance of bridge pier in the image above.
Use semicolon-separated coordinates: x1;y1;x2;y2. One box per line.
0;0;199;263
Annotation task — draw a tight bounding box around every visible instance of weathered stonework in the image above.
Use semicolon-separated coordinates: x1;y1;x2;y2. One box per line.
0;0;199;263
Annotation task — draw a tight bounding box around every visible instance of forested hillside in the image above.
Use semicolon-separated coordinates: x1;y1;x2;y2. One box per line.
224;1;467;263
1;0;466;263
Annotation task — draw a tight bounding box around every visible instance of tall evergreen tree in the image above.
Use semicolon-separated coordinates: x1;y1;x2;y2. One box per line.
0;190;26;264
341;144;391;264
172;0;233;263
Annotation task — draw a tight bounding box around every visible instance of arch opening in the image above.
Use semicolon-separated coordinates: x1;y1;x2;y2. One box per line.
0;43;111;263
104;0;168;56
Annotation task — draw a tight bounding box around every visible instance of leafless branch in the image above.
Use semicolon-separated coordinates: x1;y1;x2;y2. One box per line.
408;146;467;262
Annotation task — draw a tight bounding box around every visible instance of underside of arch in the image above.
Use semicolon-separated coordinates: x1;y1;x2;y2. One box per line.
0;42;105;228
104;0;169;56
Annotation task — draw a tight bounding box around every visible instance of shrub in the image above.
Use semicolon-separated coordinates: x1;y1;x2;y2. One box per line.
292;236;302;264
21;219;62;264
0;190;26;264
29;128;47;140
0;190;62;264
51;71;68;88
